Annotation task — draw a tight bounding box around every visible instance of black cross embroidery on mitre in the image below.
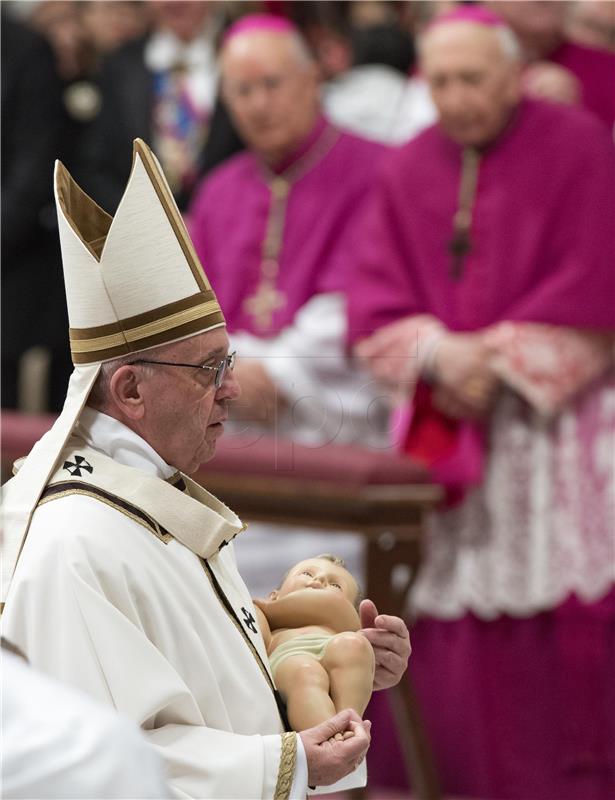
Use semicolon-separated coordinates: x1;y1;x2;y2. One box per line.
63;455;94;477
241;607;257;634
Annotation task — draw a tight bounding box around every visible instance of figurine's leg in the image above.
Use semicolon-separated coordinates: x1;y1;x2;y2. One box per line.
274;654;336;731
321;632;375;717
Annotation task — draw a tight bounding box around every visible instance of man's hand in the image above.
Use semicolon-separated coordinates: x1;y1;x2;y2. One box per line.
432;333;499;419
523;61;581;106
299;709;371;786
359;600;411;690
354;315;437;392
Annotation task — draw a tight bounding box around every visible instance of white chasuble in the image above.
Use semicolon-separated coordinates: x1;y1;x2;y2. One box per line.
2;410;297;799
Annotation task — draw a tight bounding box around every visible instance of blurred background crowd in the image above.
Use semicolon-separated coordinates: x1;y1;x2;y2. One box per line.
2;0;613;413
2;2;614;799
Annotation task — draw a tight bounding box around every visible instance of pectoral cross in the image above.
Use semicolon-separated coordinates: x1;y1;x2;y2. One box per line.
448;227;472;280
242;280;286;330
448;148;480;281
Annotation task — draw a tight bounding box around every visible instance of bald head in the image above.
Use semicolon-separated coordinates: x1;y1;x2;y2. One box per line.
420;20;522;147
221;27;320;165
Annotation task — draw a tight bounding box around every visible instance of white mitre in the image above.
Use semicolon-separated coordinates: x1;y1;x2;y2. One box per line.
1;139;225;603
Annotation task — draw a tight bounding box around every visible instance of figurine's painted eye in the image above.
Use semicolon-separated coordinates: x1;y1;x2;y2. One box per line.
331;582;342;590
301;570;313;577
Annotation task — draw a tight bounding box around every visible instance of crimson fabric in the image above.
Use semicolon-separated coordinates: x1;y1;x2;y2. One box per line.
366;589;615;800
348;99;615;345
549;40;615;129
400;382;484;502
401;383;460;467
189;116;388;336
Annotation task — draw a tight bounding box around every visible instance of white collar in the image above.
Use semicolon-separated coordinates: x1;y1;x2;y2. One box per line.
77;407;176;481
144;29;215;73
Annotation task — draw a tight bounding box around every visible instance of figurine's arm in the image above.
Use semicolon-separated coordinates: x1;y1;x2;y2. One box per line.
254;590;360;633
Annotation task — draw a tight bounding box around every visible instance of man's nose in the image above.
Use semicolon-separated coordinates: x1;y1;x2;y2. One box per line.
217;368;241;401
441;83;469;115
244;84;270;116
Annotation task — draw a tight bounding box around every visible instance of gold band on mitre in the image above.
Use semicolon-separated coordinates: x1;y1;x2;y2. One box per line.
69;293;224;364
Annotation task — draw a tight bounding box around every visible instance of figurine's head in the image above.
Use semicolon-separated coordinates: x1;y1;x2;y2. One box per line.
271;554;360;607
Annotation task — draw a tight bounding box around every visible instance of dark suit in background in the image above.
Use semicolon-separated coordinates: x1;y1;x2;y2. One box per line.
1;15;71;411
78;36;244;214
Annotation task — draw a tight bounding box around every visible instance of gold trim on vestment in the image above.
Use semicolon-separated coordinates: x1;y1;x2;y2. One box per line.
38;488;173;544
200;560;285;716
274;732;297;800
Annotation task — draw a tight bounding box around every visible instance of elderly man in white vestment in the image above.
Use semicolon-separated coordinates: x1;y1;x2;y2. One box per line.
1;139;411;799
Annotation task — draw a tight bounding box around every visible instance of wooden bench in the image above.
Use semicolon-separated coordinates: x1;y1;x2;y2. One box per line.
1;411;443;799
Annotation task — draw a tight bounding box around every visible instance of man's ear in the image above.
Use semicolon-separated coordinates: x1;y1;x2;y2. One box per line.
108;365;146;420
269;590;279;601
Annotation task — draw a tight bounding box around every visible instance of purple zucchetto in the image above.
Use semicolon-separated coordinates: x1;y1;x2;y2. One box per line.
222;13;298;46
427;6;506;30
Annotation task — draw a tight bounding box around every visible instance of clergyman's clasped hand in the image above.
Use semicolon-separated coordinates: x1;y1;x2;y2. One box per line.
299;709;371;786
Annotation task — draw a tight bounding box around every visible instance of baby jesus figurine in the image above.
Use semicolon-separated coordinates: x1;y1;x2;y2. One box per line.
253;554;375;736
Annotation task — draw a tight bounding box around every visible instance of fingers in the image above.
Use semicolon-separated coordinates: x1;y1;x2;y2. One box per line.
360;613;411;691
360;614;411;658
301;713;371;786
371;613;408;636
316;709;361;740
341;719;371;763
359;599;378;629
365;632;412;670
360;614;411;652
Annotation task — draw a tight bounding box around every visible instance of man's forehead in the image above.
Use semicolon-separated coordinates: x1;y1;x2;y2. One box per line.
171;329;229;359
421;21;503;65
222;31;298;73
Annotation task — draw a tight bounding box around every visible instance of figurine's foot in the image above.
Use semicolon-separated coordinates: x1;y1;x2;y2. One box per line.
328;730;355;743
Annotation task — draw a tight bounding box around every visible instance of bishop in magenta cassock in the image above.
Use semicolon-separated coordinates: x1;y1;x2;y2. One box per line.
350;9;615;800
188;15;390;597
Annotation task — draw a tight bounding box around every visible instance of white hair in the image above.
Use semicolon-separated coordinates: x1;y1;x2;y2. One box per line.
494;25;523;62
287;29;317;69
418;20;522;63
87;339;181;410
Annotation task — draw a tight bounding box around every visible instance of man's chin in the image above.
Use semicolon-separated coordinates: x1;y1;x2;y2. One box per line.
185;442;218;475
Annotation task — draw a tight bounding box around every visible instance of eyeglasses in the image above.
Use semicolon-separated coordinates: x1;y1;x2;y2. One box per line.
130;352;236;389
